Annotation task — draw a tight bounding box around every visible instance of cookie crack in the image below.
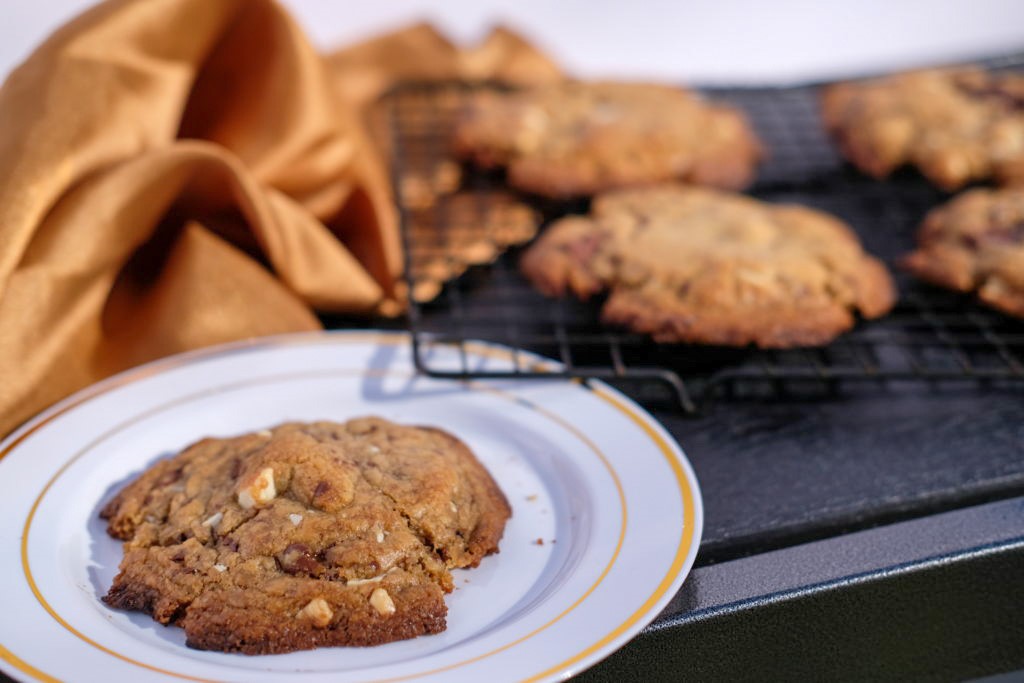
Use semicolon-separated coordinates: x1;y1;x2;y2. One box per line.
367;484;447;563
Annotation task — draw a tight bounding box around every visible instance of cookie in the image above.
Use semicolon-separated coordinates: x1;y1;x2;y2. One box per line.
520;184;895;347
407;191;539;301
376;87;464;211
101;418;511;654
821;68;1024;190
453;82;762;198
399;159;462;210
901;187;1024;317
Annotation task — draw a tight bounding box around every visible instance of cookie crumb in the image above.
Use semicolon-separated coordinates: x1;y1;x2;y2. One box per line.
533;538;544;546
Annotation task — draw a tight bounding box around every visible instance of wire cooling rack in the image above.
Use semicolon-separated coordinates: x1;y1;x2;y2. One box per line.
384;67;1024;413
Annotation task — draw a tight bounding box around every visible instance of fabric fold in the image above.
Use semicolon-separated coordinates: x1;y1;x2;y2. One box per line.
0;0;561;436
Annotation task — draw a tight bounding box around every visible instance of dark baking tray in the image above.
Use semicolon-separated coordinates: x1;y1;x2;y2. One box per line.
372;54;1024;681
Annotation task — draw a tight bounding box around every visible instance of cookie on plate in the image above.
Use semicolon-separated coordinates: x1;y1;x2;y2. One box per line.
453;82;762;198
101;418;511;654
520;184;895;347
821;68;1024;190
902;187;1024;317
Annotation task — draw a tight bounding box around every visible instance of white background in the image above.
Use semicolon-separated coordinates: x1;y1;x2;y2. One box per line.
2;0;1024;85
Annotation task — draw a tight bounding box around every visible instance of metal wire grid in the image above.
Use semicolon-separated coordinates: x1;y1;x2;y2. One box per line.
386;74;1024;413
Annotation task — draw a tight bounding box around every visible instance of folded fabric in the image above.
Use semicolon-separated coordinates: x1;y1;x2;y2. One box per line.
0;0;560;436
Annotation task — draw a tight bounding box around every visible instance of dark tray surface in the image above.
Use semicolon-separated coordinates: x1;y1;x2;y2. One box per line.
653;389;1024;564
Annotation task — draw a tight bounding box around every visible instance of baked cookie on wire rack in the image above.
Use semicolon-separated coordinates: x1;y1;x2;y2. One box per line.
405;190;540;302
520;184;895;348
902;186;1024;318
821;68;1024;190
454;81;762;198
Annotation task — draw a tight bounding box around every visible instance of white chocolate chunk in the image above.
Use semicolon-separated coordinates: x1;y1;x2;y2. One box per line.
297;598;333;628
289;513;303;526
347;568;396;586
201;512;223;528
238;467;276;509
370;588;396;616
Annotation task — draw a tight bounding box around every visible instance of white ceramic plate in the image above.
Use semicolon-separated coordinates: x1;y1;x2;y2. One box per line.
0;331;702;683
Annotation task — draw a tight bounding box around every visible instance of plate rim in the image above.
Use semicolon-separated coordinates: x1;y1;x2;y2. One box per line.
0;330;703;683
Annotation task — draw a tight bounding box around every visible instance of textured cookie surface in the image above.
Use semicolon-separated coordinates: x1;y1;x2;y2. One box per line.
520;185;895;347
821;68;1024;190
902;187;1024;318
453;82;762;198
101;418;510;654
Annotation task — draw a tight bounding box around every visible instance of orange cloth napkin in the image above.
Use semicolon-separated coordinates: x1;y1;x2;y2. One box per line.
0;0;560;436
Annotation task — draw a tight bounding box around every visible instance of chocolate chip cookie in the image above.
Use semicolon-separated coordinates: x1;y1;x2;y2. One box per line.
407;190;539;301
453;82;762;198
101;418;511;654
902;187;1024;318
520;184;895;347
821;68;1024;190
399;159;462;211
